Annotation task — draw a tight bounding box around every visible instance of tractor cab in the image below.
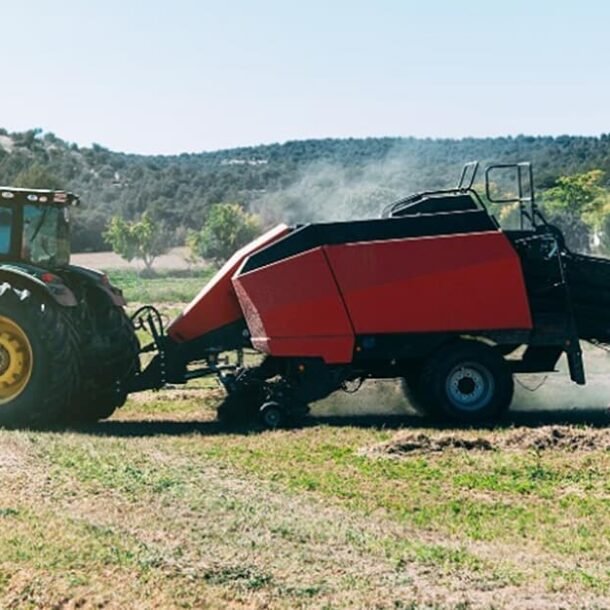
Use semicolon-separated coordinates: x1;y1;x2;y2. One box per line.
0;187;78;268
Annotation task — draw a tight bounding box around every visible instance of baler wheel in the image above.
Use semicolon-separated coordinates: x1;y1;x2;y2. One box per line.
415;341;513;424
258;401;285;430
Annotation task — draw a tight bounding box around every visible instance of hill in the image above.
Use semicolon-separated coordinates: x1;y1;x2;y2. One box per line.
1;128;610;251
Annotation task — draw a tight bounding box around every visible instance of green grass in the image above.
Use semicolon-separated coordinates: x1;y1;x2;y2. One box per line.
9;394;603;608
106;268;216;303
0;421;606;608
177;426;610;566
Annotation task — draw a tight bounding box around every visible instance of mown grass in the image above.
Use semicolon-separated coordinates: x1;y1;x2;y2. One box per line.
39;428;524;594
106;268;216;303
178;425;610;565
24;393;609;606
1;387;609;607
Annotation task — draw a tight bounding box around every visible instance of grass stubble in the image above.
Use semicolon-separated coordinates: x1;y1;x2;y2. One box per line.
0;386;607;609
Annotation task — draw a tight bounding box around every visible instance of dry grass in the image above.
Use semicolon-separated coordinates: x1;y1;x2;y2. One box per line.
0;389;608;609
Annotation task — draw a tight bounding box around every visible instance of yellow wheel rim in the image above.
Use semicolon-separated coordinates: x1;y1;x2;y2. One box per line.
0;316;33;404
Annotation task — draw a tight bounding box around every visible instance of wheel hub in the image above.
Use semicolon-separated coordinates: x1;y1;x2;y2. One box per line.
446;363;494;411
0;345;10;376
0;317;33;404
457;376;477;395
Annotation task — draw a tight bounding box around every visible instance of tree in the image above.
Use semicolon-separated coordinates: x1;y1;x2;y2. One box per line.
13;164;64;190
542;170;608;252
189;203;262;264
104;212;169;273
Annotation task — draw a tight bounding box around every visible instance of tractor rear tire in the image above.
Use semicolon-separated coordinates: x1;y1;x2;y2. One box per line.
69;305;140;423
410;340;513;425
0;283;79;428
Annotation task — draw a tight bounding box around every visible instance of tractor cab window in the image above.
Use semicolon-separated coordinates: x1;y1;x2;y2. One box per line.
0;207;12;255
22;205;70;267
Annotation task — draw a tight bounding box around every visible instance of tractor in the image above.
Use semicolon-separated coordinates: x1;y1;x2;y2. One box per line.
0;187;138;426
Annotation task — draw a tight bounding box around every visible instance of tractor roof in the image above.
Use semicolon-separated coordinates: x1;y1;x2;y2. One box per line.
0;186;79;206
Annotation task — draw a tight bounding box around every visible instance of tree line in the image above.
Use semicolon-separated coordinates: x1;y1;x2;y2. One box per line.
2;128;610;261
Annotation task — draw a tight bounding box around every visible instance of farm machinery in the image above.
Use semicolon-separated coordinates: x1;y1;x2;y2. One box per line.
1;161;610;428
0;187;137;426
130;161;610;427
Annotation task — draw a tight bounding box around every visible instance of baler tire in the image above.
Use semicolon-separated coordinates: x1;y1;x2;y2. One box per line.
258;401;285;430
69;306;140;423
0;284;79;428
417;341;513;424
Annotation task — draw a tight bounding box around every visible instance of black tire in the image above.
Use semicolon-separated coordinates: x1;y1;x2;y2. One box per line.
259;401;285;430
69;305;140;422
0;283;79;427
415;340;513;424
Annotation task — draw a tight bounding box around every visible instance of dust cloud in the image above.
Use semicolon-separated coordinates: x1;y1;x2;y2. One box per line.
310;349;610;419
252;149;450;225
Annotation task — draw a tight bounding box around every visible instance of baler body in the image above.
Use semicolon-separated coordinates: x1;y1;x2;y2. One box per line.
168;224;290;343
168;208;533;363
232;216;532;364
131;161;610;427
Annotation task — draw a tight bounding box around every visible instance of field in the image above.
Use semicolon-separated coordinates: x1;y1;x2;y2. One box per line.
2;268;610;609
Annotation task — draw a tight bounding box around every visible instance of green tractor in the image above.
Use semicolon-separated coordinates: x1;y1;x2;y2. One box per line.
0;186;139;426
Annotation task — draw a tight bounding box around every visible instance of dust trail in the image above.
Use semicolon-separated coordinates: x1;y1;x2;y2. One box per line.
252;146;455;225
313;380;409;417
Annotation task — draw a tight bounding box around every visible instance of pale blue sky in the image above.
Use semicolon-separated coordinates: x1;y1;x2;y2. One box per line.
1;0;608;154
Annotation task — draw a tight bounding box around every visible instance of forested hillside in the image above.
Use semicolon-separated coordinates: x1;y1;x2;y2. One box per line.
1;128;610;251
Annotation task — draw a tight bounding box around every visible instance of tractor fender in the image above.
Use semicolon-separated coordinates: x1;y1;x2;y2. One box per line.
0;267;77;307
66;265;126;307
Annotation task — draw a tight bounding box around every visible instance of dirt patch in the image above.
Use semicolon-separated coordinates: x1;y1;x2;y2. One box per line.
363;426;610;458
364;433;494;457
71;247;204;271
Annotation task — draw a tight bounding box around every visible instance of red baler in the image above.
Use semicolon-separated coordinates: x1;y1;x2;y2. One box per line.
130;162;610;427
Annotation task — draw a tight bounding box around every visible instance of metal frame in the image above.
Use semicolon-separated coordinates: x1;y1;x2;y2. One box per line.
484;162;545;230
456;161;479;190
384;161;492;219
385;161;549;231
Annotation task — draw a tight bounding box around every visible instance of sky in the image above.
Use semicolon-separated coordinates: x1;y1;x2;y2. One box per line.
1;0;609;155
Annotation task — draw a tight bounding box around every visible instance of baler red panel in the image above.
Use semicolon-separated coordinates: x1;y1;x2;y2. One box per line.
168;224;291;342
232;248;354;363
325;231;532;334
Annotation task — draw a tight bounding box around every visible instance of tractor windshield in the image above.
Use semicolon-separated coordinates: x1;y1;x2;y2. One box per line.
22;205;70;267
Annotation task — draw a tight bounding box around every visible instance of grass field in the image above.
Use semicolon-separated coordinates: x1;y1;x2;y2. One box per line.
1;269;609;609
106;269;217;304
0;383;609;609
